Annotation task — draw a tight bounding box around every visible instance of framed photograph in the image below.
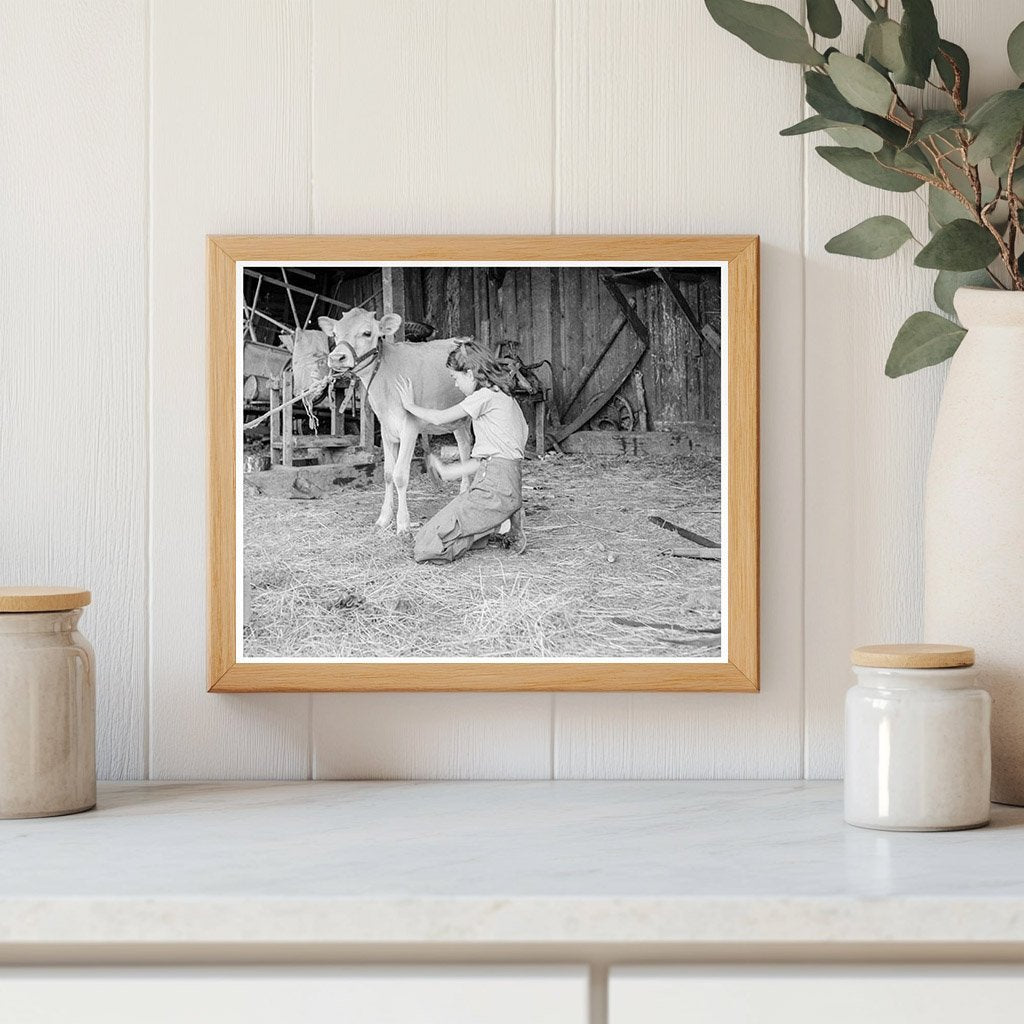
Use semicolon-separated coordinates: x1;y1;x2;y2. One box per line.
208;235;758;692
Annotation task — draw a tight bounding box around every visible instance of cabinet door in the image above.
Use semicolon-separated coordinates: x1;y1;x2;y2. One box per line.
610;967;1024;1024
0;966;588;1024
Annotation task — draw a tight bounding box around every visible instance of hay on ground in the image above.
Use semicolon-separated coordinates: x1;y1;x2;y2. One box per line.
243;451;722;659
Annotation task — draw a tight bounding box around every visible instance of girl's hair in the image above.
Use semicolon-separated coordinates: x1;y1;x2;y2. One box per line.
446;338;513;393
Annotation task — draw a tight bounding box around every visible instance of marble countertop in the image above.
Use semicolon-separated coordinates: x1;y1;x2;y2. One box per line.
2;781;1023;951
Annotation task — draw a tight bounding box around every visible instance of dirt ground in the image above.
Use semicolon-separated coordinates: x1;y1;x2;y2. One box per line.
243;451;722;660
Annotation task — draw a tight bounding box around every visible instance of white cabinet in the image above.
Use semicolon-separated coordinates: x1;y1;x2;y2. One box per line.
0;967;588;1024
609;967;1024;1024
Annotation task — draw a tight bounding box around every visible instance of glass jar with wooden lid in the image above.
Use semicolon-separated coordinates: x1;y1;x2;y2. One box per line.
845;643;990;831
0;587;95;818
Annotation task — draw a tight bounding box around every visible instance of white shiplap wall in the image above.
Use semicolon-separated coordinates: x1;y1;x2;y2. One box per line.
2;0;1014;780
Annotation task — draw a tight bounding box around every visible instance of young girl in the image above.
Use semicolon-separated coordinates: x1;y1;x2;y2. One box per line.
394;340;528;564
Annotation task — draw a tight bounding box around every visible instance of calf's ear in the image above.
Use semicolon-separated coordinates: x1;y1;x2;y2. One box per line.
379;313;403;335
278;332;295;352
317;316;336;333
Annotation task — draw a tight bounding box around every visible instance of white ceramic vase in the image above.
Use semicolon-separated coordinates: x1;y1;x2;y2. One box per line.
923;287;1024;805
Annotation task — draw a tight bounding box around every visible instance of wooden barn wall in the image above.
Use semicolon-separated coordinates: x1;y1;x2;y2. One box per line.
337;267;721;428
4;0;1013;782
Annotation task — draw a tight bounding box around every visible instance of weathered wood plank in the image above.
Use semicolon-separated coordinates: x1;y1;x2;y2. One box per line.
559;428;719;457
381;267;406;343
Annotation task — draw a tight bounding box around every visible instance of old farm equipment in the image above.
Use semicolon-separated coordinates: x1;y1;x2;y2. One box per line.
242;269;372;467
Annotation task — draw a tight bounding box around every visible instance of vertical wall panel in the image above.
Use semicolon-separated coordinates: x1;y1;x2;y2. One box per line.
552;0;805;778
8;0;1015;780
803;1;1024;778
0;1;148;779
148;0;312;778
308;0;556;780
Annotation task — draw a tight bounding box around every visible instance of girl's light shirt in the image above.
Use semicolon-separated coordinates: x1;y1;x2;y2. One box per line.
458;387;529;460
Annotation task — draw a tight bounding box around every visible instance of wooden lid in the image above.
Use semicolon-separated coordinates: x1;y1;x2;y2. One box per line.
851;643;974;669
0;587;91;613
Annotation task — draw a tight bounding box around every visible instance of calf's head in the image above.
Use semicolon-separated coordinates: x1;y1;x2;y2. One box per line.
320;309;402;372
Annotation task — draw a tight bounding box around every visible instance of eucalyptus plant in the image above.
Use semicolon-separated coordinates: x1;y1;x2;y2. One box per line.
706;0;1024;376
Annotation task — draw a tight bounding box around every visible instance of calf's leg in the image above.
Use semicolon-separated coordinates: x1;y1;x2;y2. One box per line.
376;435;399;529
453;424;473;494
394;420;421;534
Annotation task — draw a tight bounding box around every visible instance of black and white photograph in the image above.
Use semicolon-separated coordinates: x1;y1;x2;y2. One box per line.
238;262;725;662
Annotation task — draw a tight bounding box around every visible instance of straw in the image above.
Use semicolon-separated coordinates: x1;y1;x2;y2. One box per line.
242;450;722;659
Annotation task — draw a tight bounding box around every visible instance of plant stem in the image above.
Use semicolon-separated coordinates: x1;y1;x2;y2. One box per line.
935;48;967;117
1006;135;1024;289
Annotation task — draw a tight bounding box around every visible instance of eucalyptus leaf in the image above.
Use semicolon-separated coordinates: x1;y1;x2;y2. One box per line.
816;145;923;191
899;0;940;86
826;125;884;152
933;270;992;317
907;111;962;147
862;111;910;148
935;40;970;106
942;161;985;207
827;52;894;116
780;114;834;136
990;131;1024;182
885;311;966;377
705;0;825;64
928;185;970;227
1008;20;1024;79
875;141;933;176
807;0;841;39
864;19;905;74
914;219;1001;271
967;89;1024;162
886;143;934;175
825;215;914;259
805;70;868;123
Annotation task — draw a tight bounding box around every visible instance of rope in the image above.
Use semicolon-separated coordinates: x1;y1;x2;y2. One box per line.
242;341;382;432
242;373;341;431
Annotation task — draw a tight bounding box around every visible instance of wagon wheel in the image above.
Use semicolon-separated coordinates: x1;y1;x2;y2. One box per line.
590;394;635;432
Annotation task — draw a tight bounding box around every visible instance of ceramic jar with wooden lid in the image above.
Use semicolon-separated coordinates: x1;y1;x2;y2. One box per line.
844;644;990;832
0;587;96;818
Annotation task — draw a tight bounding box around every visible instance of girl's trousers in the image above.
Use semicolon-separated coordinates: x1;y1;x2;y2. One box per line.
413;457;522;564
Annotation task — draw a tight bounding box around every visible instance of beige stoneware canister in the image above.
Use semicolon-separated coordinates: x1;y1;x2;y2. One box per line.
844;644;990;832
0;587;96;818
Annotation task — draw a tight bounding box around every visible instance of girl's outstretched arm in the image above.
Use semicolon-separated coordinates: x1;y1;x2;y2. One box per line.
395;377;467;426
427;453;480;482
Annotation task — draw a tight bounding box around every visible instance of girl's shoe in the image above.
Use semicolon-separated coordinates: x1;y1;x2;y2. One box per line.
504;510;526;555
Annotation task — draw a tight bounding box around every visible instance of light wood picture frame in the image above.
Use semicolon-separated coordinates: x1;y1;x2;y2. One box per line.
209;235;759;692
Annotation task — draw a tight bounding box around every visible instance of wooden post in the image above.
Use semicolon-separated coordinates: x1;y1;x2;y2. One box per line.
329;379;338;436
282;370;294;468
381;267;406;342
269;376;281;466
534;398;546;457
341;381;355;435
360;382;376;450
633;370;650;431
280;268;301;329
244;274;262;344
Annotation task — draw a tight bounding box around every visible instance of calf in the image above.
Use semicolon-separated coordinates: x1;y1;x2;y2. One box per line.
279;329;330;432
318;309;473;533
